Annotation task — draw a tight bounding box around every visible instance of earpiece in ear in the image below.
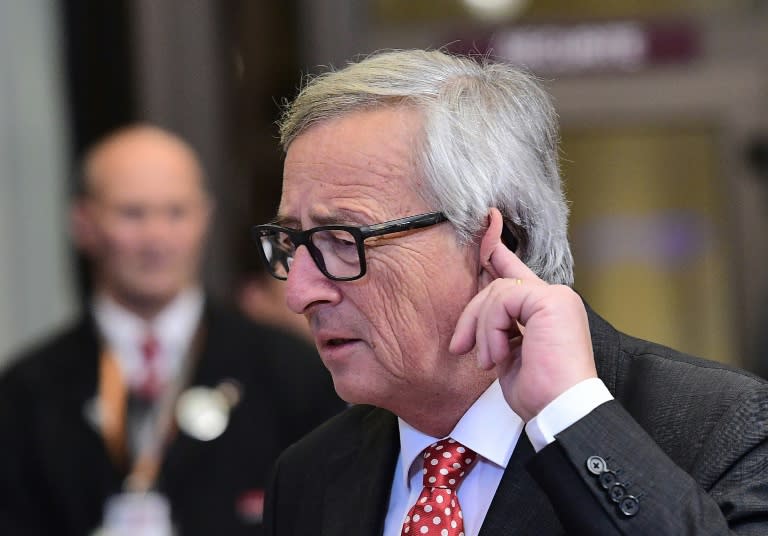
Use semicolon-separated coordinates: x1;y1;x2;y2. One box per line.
500;221;519;252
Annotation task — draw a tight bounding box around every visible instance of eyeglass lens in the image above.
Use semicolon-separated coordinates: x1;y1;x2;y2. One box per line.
261;229;361;279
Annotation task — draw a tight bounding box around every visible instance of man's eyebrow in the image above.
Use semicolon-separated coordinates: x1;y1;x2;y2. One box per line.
273;210;368;228
272;215;299;227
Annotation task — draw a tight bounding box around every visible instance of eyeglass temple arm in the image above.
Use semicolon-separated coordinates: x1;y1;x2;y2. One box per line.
362;212;448;238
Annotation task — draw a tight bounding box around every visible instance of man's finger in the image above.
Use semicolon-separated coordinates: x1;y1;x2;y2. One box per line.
450;278;525;356
480;208;539;282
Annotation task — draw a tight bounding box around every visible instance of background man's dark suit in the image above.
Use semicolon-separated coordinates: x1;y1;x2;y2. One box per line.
264;308;768;535
0;303;345;536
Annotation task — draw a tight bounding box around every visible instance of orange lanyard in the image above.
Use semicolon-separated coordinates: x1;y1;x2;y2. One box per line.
99;349;128;468
99;349;176;491
98;327;204;492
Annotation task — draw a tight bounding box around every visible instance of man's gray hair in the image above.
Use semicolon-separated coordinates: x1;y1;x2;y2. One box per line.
279;49;573;285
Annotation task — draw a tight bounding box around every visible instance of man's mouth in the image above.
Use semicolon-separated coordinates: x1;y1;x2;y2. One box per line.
313;324;363;352
325;338;359;347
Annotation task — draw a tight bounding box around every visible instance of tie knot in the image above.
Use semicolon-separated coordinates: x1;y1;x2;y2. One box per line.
141;331;159;362
137;331;161;399
421;438;477;490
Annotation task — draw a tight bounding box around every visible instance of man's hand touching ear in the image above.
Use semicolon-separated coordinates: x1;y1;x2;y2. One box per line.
450;208;597;422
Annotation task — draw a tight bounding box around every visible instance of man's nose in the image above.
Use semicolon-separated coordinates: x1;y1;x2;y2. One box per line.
284;246;342;314
141;211;174;241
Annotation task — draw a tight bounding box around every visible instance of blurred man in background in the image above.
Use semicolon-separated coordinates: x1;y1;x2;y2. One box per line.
0;124;344;536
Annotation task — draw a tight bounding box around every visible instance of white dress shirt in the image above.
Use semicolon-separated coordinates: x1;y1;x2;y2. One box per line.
93;287;205;392
383;378;613;536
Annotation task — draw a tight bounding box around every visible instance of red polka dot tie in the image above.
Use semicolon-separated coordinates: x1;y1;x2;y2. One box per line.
401;438;478;536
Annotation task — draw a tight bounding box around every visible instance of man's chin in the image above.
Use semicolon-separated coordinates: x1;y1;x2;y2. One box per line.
114;282;186;314
329;380;368;406
324;364;383;407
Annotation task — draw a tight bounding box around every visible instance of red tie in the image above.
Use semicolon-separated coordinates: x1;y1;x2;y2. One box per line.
401;438;478;536
137;331;161;399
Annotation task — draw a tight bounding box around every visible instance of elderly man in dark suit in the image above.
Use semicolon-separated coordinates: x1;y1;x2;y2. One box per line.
253;50;768;534
0;124;344;536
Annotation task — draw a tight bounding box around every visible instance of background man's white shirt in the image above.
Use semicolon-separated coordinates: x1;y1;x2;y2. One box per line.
93;287;204;392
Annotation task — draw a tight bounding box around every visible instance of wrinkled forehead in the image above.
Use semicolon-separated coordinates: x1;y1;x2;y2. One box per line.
279;107;429;226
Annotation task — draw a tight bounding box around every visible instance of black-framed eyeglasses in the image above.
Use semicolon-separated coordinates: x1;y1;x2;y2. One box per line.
251;212;448;281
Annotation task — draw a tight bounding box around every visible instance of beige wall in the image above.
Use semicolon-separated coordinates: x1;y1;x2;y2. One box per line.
563;127;738;364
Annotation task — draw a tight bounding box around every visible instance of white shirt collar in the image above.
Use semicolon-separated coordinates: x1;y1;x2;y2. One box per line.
92;287;205;388
397;379;523;490
153;286;205;354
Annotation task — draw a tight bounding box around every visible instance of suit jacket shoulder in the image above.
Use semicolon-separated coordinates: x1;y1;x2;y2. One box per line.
590;308;767;473
2;315;100;397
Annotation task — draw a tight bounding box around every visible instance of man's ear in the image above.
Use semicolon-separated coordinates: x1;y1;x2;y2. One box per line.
70;200;97;253
477;208;505;282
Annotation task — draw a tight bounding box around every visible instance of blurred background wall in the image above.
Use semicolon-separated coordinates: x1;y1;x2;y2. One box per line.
1;0;767;374
0;1;74;365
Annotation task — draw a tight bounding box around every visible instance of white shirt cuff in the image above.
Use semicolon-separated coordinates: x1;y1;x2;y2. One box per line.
525;378;613;452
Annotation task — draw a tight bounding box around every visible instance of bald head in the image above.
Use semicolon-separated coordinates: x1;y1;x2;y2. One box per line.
73;124;212;318
80;124;207;199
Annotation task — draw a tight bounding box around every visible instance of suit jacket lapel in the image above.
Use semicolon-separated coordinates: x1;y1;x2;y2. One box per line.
480;435;562;535
56;316;124;510
584;301;620;394
159;303;220;489
322;408;399;536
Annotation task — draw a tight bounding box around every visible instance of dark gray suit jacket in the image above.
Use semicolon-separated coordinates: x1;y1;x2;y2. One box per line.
264;307;768;535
